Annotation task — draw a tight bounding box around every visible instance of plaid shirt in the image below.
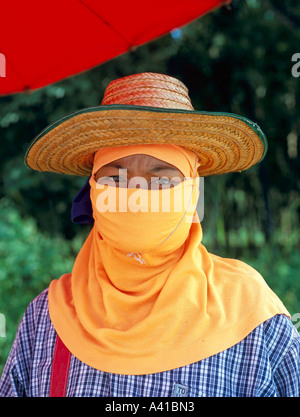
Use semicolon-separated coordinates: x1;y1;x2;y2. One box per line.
0;289;299;397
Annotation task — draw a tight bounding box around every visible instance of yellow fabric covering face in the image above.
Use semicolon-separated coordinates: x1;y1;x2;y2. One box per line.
48;145;290;375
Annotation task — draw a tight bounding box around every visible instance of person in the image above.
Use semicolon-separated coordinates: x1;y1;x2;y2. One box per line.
0;72;299;397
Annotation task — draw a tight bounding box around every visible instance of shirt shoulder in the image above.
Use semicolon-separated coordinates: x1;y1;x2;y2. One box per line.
16;287;51;345
0;288;54;397
262;314;299;366
261;314;300;396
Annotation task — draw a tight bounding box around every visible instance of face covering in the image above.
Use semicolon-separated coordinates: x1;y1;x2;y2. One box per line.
48;144;289;375
90;144;199;262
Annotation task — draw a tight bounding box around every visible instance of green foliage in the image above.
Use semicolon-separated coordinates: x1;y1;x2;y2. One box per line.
0;199;85;372
244;249;300;316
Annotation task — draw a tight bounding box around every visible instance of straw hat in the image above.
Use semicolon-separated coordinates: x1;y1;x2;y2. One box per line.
25;72;267;177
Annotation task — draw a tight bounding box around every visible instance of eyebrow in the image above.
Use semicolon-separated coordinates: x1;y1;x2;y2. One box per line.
151;166;180;172
101;163;180;172
102;163;124;169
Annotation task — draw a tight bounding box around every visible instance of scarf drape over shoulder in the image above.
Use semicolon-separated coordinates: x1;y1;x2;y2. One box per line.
49;144;289;375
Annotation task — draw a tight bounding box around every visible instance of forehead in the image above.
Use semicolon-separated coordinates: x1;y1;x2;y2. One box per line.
99;154;180;169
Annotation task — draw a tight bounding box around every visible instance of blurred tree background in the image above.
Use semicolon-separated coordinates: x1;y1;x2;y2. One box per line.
1;0;300;371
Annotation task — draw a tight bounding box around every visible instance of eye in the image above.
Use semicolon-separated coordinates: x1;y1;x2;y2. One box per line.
109;176;122;182
159;177;170;184
97;176;127;185
151;177;169;184
150;177;178;189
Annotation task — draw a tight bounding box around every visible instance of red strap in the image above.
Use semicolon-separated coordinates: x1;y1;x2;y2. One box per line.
50;334;71;397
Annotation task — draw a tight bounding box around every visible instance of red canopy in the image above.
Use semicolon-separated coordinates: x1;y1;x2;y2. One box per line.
0;0;229;95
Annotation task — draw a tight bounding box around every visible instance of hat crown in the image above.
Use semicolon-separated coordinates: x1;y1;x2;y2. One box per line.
101;72;194;111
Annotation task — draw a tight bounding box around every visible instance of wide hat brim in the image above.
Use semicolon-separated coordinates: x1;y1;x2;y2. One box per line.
25;104;267;177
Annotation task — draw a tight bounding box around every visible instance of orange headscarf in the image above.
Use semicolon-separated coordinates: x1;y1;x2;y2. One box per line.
48;144;289;375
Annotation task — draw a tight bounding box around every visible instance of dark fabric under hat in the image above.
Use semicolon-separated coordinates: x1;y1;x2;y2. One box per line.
71;177;94;225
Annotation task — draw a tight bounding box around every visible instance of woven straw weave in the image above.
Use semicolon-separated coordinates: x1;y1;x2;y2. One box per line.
102;73;193;110
25;73;266;177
